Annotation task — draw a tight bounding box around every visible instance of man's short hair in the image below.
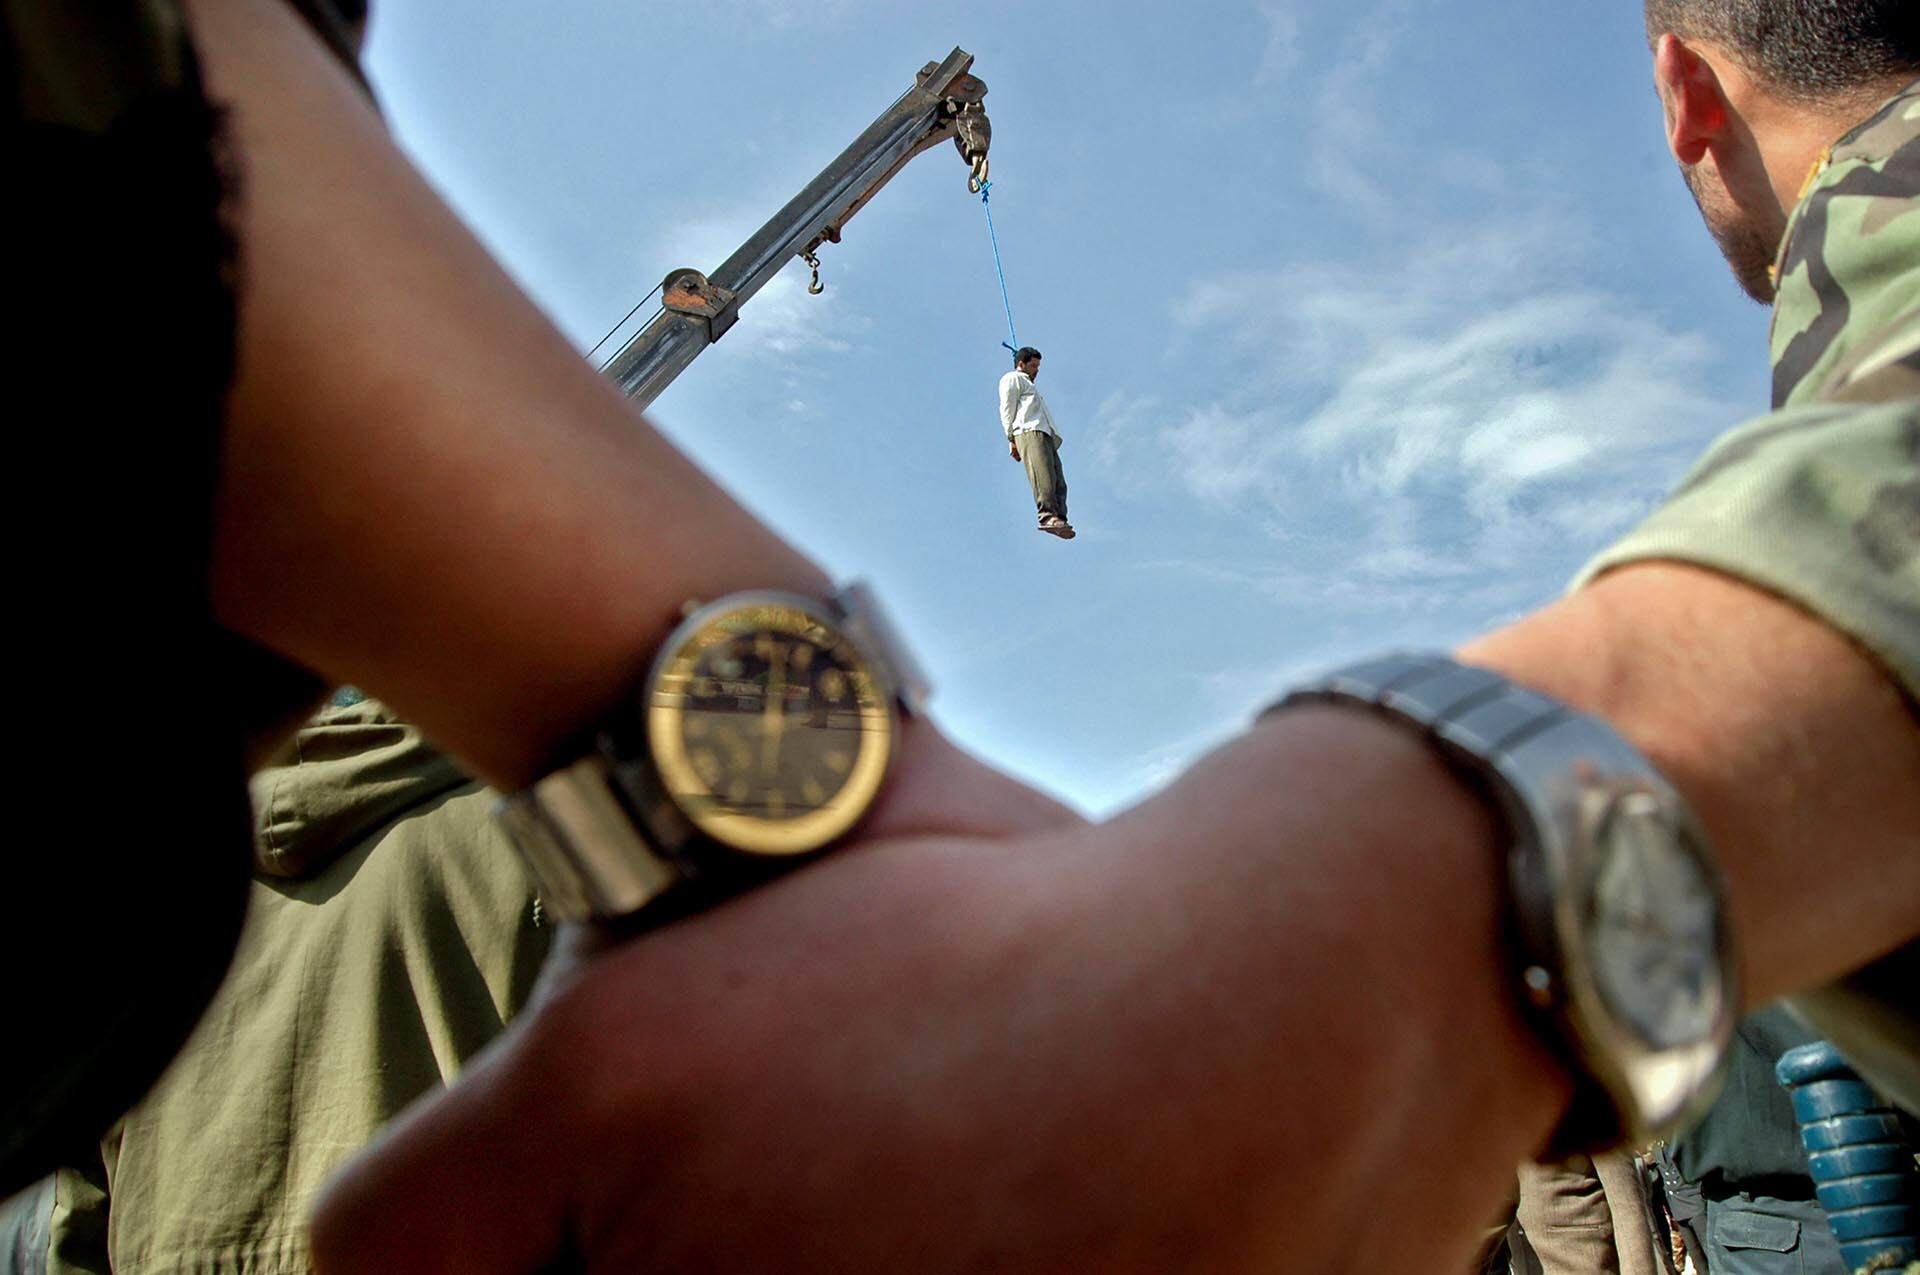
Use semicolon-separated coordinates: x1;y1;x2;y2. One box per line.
1645;0;1919;102
1015;346;1042;365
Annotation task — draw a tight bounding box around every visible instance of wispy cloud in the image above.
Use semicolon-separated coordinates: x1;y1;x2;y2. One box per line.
1098;221;1739;587
1095;714;1253;817
734;268;865;363
1253;1;1305;85
1304;0;1417;222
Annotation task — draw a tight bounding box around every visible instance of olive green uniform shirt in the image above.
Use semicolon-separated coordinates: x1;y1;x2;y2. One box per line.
48;702;548;1275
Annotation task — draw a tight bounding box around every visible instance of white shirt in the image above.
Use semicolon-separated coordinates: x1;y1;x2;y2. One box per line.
998;370;1060;443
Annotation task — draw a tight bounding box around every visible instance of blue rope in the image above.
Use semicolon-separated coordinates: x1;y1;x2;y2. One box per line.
979;180;1019;356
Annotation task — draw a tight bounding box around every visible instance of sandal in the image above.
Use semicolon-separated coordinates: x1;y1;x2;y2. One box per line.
1038;516;1076;540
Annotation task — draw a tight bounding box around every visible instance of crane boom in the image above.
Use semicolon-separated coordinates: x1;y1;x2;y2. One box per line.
600;48;990;411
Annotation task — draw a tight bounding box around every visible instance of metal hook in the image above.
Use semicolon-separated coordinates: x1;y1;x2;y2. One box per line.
802;250;824;295
968;155;989;195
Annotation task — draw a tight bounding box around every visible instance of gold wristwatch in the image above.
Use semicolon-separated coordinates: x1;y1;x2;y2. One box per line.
498;583;929;924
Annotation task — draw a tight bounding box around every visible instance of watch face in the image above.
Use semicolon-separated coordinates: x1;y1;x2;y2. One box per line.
1583;790;1727;1050
647;596;896;856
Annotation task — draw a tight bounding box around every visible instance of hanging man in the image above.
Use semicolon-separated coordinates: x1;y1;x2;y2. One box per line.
998;346;1074;539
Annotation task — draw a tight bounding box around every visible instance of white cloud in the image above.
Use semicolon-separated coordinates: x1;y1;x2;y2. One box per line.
1303;0;1416;221
1097;215;1742;589
1099;717;1244;817
1253;1;1305;85
739;269;862;362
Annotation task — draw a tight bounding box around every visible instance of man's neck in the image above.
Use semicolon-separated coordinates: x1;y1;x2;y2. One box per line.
1724;62;1915;211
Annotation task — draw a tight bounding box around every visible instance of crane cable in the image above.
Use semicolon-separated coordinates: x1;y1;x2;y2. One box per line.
978;179;1019;356
586;278;667;372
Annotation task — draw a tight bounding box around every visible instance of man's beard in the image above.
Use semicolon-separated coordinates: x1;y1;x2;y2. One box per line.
1681;163;1778;305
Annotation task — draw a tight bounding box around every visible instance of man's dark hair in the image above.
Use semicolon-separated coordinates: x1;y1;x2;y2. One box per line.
1645;0;1919;101
1015;346;1042;365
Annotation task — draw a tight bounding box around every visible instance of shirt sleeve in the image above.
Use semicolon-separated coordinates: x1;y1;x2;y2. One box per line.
1573;392;1920;700
999;373;1020;438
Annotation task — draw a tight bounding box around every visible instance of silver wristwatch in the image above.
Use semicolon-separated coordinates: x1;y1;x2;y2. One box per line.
498;582;929;926
1269;653;1738;1155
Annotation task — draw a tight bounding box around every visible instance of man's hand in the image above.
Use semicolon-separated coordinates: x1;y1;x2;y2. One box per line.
1009;437;1021;461
311;708;1568;1274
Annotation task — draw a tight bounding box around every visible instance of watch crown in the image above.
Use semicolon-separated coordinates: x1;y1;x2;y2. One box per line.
1522;964;1556;1007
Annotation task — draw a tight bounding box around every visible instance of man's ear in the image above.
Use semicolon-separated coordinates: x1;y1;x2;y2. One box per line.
1653;33;1733;165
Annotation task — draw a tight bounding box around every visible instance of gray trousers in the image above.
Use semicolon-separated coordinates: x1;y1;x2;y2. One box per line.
1015;430;1067;522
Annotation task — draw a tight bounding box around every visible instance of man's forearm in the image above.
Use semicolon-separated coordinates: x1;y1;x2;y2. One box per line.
1108;704;1575;1219
190;0;826;787
1461;561;1920;1005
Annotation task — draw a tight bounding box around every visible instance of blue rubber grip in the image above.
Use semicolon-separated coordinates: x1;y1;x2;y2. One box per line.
1776;1041;1918;1273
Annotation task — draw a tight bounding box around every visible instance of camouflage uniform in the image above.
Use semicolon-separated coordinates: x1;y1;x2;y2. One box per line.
47;700;549;1275
1578;77;1919;700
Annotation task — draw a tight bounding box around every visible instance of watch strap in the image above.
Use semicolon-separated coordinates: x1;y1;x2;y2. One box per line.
498;756;680;922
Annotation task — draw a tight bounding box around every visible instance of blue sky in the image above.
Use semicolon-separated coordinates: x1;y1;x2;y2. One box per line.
364;1;1773;816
